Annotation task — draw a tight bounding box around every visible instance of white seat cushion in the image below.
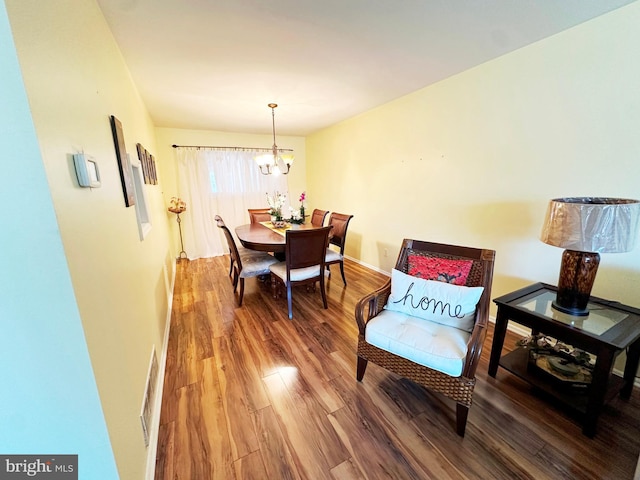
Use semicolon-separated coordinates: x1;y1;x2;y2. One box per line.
325;248;342;263
270;262;321;282
238;251;278;278
238;246;255;256
365;309;470;377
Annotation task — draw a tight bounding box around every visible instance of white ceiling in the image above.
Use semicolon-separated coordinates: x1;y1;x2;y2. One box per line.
97;0;634;136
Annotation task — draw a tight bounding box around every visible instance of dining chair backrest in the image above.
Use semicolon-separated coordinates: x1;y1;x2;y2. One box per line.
248;208;271;224
215;214;278;306
327;212;354;254
215;215;242;269
310;209;329;227
270;225;334;319
285;226;333;273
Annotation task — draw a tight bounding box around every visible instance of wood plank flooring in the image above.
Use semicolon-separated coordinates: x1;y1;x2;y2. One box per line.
155;256;640;479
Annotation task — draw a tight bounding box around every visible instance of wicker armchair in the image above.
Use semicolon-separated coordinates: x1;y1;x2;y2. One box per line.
355;239;495;436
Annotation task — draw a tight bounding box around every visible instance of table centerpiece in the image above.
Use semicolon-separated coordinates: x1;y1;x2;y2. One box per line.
288;191;306;228
267;191;287;227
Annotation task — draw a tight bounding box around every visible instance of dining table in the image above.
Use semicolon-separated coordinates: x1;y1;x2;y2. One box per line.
235;221;323;259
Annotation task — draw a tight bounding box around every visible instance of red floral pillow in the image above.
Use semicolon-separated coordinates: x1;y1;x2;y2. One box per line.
407;255;473;286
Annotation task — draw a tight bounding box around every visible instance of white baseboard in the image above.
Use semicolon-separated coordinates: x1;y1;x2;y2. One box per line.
145;258;176;480
345;253;390;277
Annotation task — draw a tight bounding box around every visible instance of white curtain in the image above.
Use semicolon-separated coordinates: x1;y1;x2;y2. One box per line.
176;148;288;259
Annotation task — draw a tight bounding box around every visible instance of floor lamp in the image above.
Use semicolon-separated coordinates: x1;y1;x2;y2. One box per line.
168;197;188;261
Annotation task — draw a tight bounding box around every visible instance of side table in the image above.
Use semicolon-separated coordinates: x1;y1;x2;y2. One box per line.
488;282;640;437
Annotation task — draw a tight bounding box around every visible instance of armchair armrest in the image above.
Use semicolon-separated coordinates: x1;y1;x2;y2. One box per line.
354;280;391;335
462;293;490;378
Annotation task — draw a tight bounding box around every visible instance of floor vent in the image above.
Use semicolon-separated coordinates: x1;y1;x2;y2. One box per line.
140;346;159;447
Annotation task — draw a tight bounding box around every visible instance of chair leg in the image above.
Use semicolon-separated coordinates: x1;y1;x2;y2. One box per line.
456;403;469;437
232;270;239;292
356;356;368;381
229;258;234;278
339;261;347;285
319;275;328;309
286;282;293;319
271;276;277;299
237;278;245;307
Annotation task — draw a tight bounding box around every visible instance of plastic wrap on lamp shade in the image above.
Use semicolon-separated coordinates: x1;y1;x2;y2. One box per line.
540;197;640;253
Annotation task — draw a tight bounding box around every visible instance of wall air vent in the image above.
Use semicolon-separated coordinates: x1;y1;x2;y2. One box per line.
140;346;159;447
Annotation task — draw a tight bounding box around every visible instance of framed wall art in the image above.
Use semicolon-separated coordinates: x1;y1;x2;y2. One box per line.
149;154;157;184
136;143;149;184
136;142;158;185
110;115;136;207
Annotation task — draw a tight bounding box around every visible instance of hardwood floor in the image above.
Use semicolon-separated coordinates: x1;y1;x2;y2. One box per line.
155;256;640;479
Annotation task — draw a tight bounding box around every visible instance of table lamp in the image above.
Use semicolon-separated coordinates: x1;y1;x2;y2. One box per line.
540;197;640;316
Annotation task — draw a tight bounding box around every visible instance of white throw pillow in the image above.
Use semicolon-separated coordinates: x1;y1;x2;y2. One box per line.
384;268;484;332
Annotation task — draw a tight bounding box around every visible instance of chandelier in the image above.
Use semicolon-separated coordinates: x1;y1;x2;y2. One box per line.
255;103;294;175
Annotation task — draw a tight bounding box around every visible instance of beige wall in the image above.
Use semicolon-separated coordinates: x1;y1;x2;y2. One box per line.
5;0;640;473
6;0;173;477
0;1;117;474
306;2;640;310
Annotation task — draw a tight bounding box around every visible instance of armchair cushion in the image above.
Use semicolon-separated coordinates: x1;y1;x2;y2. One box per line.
384;269;483;332
365;309;470;377
408;255;473;285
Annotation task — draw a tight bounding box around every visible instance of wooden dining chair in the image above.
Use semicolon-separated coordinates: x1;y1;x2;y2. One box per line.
325;212;354;285
215;215;278;306
355;239;495;436
248;208;272;224
310;209;329;227
269;226;333;319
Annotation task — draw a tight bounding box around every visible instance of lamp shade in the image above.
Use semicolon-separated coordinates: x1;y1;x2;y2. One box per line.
540;197;640;253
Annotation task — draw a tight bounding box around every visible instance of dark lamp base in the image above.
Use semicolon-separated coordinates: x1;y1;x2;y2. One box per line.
551;300;589;317
553;249;600;317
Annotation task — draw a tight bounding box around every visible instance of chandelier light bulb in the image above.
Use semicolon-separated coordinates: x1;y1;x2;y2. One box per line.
255;103;293;175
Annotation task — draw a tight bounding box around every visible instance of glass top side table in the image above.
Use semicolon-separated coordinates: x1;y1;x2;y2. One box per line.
488;282;640;437
515;290;630;336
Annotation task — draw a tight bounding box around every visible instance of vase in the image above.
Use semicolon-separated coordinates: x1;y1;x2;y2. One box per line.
290;223;300;230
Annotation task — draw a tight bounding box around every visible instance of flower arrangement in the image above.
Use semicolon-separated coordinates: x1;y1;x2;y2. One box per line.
168;197;186;214
289;191;306;224
266;191;287;220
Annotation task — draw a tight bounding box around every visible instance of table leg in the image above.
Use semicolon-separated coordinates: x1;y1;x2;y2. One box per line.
488;308;509;377
583;348;615;437
622;340;640;399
